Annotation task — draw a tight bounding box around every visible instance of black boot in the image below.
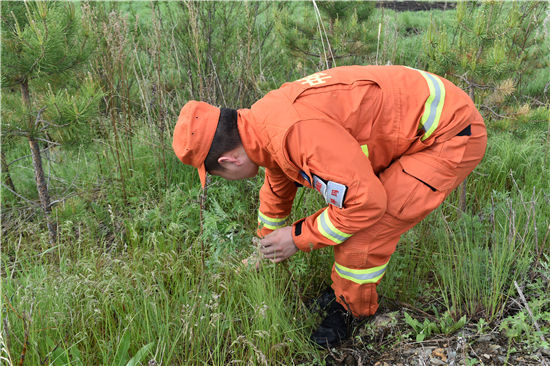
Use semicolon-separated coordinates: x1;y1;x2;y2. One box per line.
309;287;339;312
310;290;351;348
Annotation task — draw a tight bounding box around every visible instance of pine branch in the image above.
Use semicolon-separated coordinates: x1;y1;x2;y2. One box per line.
0;182;40;207
33;106;47;128
6;145;55;166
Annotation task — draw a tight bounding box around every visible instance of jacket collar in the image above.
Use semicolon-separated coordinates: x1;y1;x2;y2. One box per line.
237;109;277;169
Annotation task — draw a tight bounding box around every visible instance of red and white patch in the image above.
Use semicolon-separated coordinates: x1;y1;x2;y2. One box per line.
312;174;347;208
313;175;327;196
325;181;347;208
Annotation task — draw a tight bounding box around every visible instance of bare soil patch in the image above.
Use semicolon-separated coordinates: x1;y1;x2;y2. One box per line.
322;299;549;366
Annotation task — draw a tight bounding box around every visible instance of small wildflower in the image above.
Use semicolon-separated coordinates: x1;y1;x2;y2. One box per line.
254;303;269;319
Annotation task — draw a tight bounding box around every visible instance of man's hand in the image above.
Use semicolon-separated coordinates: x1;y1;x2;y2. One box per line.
259;226;298;263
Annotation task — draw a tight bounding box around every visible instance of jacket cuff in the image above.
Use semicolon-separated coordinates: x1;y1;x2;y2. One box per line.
292;219;317;252
256;226;274;239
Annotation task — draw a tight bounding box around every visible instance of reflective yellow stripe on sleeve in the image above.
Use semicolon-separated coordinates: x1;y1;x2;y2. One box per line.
416;69;446;141
316;209;352;244
334;260;389;284
258;210;288;230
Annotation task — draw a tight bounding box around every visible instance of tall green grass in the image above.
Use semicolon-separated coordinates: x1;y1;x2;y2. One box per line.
432;125;549;321
433;198;541;321
2;246;322;364
1;123;324;364
5;118;548;363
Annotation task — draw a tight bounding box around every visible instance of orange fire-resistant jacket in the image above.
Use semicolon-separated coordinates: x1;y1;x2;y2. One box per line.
237;65;481;252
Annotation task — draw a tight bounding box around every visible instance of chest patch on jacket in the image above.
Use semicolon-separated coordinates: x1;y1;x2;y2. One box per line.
312;174;347;208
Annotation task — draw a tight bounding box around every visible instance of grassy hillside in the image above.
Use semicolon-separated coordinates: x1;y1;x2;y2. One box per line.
2;2;549;365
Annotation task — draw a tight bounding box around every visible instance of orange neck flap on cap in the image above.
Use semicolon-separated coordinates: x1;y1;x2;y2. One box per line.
172;101;220;187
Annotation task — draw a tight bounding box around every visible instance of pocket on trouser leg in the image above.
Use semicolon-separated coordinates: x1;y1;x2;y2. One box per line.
400;134;471;193
379;161;447;223
395;169;447;222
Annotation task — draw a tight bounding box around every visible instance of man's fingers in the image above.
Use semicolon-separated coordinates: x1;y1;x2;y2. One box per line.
260;246;277;256
260;246;281;259
266;254;282;262
259;237;275;247
257;227;295;263
259;241;277;253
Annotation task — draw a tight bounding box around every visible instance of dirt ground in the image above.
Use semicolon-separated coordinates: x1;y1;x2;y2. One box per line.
323;300;550;366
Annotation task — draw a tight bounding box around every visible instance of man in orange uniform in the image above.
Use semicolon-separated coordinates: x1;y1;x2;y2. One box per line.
172;65;487;347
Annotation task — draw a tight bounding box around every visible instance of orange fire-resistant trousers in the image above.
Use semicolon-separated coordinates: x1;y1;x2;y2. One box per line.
333;120;487;317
